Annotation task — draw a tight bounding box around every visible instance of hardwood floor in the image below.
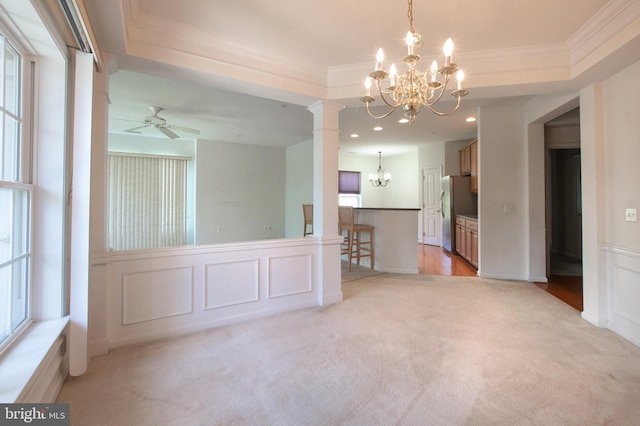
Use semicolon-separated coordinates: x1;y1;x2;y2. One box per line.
418;244;583;311
418;244;477;276
533;275;583;311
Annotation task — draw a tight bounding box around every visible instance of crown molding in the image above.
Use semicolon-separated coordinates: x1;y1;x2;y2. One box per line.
567;0;640;65
121;0;328;102
327;43;572;101
119;0;640;104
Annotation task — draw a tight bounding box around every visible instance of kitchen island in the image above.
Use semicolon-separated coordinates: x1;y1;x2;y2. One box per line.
352;208;420;274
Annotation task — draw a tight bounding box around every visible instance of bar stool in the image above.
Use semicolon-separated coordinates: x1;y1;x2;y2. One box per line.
302;204;313;236
339;206;374;272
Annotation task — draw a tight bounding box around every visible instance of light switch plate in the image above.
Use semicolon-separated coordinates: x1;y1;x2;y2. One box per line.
625;208;637;222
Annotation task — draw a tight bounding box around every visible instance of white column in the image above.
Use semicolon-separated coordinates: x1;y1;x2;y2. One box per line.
87;54;116;358
69;51;94;376
307;100;344;306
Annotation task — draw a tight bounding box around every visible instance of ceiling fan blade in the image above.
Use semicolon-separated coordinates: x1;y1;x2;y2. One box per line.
124;124;148;133
111;117;144;123
168;125;200;135
158;126;179;139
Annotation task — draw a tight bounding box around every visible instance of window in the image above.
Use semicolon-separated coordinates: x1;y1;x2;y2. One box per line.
107;153;188;251
0;33;31;349
338;170;361;207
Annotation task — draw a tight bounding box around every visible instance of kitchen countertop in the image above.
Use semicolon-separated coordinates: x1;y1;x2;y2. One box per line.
457;214;478;221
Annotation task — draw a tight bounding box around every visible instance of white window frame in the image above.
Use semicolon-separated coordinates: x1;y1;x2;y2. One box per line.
338;170;362;207
0;0;70;402
0;27;33;354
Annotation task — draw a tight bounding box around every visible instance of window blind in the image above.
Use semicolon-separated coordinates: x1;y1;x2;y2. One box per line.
338;170;361;194
107;153;188;251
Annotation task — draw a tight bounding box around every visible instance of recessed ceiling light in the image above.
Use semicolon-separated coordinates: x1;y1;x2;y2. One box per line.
398;118;409;124
466;117;477;122
350;133;359;138
373;126;383;131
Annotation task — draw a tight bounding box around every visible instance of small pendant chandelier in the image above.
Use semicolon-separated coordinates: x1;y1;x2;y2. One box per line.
369;152;391;187
360;0;468;124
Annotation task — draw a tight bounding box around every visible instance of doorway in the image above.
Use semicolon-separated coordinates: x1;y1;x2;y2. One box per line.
421;166;442;246
542;108;583;311
549;148;583;276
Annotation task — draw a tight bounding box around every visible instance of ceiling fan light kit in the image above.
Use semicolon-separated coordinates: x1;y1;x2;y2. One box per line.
361;0;468;123
123;106;200;139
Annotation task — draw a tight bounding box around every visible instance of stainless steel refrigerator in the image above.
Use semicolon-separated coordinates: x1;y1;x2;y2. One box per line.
441;175;475;253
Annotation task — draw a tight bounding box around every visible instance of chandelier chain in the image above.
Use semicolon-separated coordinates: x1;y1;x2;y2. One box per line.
407;0;415;33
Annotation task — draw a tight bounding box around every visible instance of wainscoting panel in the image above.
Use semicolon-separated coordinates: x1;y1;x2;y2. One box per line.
100;238;336;349
122;266;194;325
614;266;640;322
268;254;312;298
205;259;259;309
607;245;640;347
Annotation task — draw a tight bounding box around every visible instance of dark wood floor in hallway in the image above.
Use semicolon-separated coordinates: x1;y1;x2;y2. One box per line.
418;244;583;311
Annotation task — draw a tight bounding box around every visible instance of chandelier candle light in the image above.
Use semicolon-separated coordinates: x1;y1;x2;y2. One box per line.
361;0;468;123
370;151;391;187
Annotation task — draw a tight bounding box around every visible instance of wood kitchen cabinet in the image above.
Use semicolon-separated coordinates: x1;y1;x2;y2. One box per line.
456;215;478;269
466;219;478;268
459;139;478;192
459;145;471;176
455;217;466;258
470;139;478;194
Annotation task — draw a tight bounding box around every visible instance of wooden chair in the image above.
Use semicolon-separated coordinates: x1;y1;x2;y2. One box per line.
302;204;313;236
339;206;374;272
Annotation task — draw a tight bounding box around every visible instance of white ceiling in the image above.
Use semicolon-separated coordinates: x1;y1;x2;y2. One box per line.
84;0;640;156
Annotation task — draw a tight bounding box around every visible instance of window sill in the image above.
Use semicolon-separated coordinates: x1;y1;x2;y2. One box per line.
0;317;69;402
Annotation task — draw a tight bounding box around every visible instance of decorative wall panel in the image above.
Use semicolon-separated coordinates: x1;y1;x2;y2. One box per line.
268;254;312;298
614;265;640;324
205;259;259;309
122;266;194;325
608;246;640;347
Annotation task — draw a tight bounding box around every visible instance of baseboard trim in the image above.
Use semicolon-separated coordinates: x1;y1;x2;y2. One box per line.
321;291;343;307
477;272;528;281
384;268;419;274
90;338;110;358
106;299;319;350
581;311;606;328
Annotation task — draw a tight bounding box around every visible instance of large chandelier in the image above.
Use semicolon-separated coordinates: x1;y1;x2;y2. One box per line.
360;0;468;123
369;152;391;187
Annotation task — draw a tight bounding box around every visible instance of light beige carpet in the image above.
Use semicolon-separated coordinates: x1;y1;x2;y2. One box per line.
57;274;640;425
341;260;383;283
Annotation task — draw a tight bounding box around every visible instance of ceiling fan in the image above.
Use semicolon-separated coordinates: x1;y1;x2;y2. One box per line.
123;106;200;139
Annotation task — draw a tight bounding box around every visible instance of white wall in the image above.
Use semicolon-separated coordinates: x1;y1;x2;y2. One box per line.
338;150;420;208
477;99;528;280
471;61;640;347
379;152;420;208
596;60;640;346
195;140;286;244
418;142;444;173
109;133;196;157
285;139;313;238
603;61;640;249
